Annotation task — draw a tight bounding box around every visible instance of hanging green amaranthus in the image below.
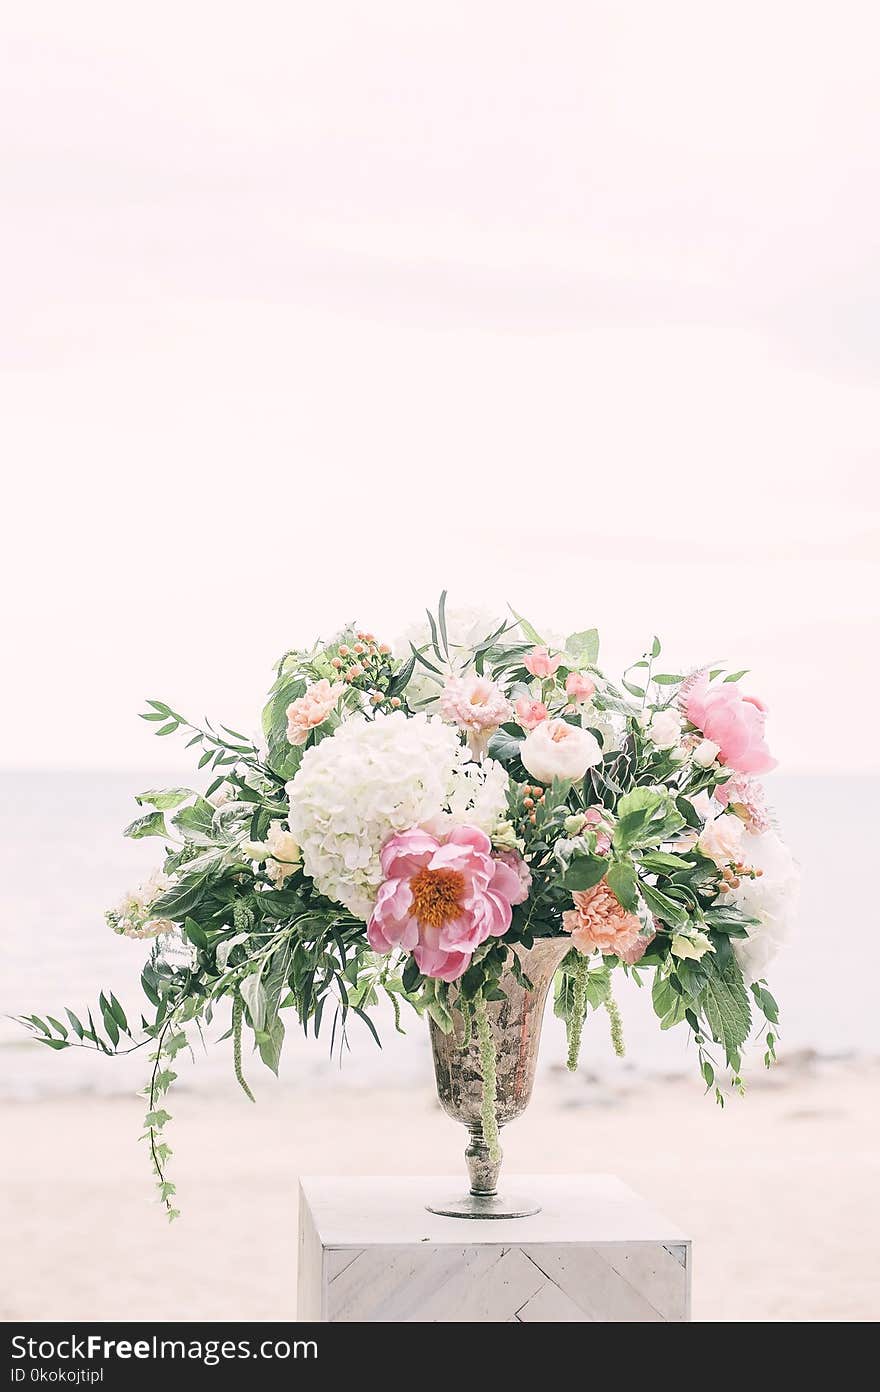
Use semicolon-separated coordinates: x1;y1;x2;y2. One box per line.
473;995;501;1162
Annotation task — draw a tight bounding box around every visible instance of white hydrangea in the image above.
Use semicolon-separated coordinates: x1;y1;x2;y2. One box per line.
725;830;800;981
432;755;510;836
286;712;510;920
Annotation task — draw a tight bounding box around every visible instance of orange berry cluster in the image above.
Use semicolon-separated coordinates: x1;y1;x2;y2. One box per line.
520;782;546;825
721;862;763;891
331;632;399;708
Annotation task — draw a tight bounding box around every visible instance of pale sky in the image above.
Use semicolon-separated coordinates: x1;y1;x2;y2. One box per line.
3;2;878;773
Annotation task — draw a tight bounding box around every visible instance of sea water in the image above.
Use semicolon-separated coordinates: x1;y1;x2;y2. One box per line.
2;770;876;1100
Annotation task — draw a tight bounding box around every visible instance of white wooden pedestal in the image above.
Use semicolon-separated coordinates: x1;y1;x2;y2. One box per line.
297;1175;691;1322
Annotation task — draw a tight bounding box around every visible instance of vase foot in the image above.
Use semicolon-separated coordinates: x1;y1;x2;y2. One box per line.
426;1192;540;1220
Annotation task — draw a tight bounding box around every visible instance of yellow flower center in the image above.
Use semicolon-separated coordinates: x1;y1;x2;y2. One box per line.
409;867;465;928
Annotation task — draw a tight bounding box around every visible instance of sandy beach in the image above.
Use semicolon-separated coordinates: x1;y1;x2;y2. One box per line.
2;1054;877;1324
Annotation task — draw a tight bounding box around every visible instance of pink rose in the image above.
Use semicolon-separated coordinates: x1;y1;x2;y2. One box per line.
367;826;524;981
684;677;776;775
286;679;344;745
514;695;549;731
565;672;596;703
523;646;562;678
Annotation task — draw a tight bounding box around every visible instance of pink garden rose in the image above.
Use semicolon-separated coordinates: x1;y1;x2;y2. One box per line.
563;880;652;964
367;825;528;981
684;676;776;775
439;675;512;756
523;646;562;678
514;695;549;731
286;679;344;745
565;672;596;703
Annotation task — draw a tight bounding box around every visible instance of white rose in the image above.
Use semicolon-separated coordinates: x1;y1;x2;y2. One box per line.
692;738;720;768
647;709;683;749
266;821;301;867
520;719;602;784
697;813;746;866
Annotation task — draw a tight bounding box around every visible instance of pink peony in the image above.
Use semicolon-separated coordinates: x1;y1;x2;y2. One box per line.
715;775;771;833
439;676;512;756
563;880;652;964
367;825;527;981
684;676;776;775
565;672;596;703
494;849;533;902
524;646;562;678
286;679;344;745
514;695;549;731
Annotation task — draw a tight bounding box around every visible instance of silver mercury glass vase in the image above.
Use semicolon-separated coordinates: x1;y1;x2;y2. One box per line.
427;936;571;1219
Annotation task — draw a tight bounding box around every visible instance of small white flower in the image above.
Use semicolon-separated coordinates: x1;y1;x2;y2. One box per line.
670;930;714;961
692;738;720;768
647;709;683;750
242;840;270;861
490;820;520;852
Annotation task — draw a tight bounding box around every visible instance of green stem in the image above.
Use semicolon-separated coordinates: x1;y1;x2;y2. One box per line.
473;996;501;1162
146;1010;180;1221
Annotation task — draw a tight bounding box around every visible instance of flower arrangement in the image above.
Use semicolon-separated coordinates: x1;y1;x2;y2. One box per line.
21;598;797;1218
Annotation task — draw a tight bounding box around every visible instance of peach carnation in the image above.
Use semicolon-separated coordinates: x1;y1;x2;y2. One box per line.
714;775;771;833
439;674;512;756
563;880;652;964
286;679;344;745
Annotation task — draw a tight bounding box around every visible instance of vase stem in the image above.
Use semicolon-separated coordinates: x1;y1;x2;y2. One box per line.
465;1124;502;1196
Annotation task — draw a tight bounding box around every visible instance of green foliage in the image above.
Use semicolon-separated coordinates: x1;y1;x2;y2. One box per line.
612;787;685;853
135;788;193;811
123;811;168;840
561;852;607;892
701;952;752;1065
565;629;599;665
606;858;639;914
261;671;307;779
